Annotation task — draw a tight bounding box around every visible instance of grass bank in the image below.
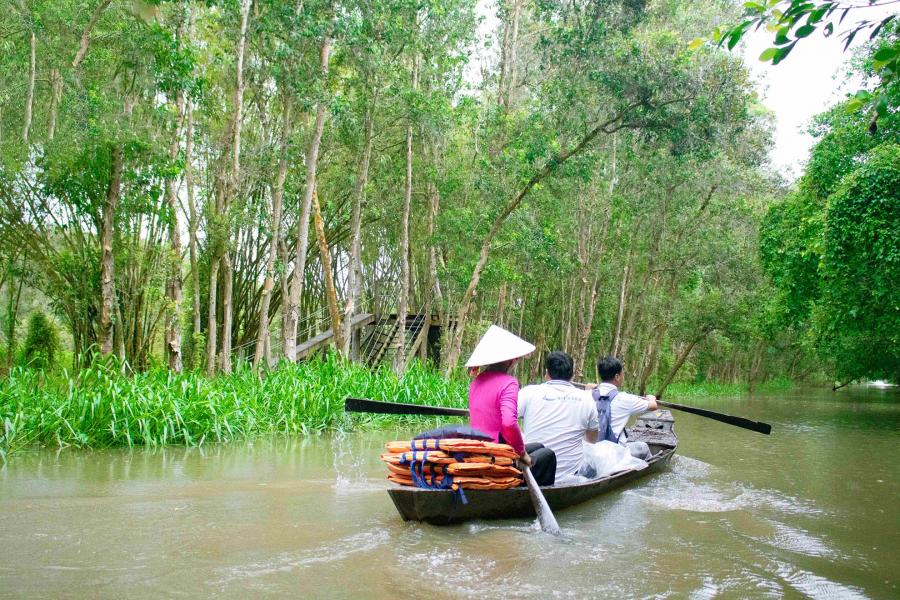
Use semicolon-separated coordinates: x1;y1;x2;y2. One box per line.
0;354;467;459
663;377;793;399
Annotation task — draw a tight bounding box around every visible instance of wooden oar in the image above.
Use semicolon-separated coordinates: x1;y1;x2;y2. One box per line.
655;400;772;435
344;397;469;417
344;396;562;535
569;383;772;435
522;465;561;535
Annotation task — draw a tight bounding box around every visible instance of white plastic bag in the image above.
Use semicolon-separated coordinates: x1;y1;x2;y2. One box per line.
580;440;648;478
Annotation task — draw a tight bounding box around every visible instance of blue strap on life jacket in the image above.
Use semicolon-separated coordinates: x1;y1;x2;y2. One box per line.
404;447;468;504
593;388;620;443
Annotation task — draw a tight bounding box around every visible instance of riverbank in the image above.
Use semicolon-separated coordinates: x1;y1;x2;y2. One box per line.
0;356;793;459
0;355;467;459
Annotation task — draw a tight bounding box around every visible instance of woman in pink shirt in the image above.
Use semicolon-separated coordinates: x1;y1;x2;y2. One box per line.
466;325;557;486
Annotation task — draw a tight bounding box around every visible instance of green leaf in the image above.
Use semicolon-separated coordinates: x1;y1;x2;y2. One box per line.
844;98;864;113
688;37;705;51
759;47;779;62
775;26;791;46
875;95;888;118
772;42;797;65
795;24;815;38
823;22;834;37
873;47;898;62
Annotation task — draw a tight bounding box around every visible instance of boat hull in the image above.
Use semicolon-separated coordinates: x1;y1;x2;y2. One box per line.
387;410;678;524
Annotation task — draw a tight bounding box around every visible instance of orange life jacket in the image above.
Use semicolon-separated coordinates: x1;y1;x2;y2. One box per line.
384;438;520;459
381;438;523;492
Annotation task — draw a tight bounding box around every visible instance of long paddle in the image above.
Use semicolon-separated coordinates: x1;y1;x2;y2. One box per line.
655;399;771;435
344;397;469;417
569;383;772;435
344;396;562;535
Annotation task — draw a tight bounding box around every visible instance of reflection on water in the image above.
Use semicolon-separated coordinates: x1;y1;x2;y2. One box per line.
0;388;897;599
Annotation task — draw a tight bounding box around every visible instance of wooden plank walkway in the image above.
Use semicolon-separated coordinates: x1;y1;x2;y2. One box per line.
295;313;375;360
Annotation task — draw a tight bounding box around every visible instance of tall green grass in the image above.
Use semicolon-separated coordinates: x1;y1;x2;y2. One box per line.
0;353;468;459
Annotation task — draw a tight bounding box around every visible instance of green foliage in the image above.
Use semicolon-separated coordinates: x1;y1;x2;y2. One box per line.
759;36;900;382
0;353;468;457
814;144;900;380
21;311;59;370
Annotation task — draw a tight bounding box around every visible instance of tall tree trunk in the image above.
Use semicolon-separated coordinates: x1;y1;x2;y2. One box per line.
498;0;521;112
23;30;35;143
572;219;610;376
343;99;375;357
185;102;201;345
422;167;445;363
205;255;220;376
574;134;616;376
285;35;332;361
164;11;187;373
312;188;344;353
638;323;666;395
72;0;112;69
48;69;61;140
218;0;252;375
443;112;630;374
610;264;629;357
395;56;419;372
5;276;24;371
254;100;292;371
99;145;123;356
655;329;712;399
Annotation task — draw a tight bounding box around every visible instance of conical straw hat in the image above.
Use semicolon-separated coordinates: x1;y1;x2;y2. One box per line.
465;325;536;368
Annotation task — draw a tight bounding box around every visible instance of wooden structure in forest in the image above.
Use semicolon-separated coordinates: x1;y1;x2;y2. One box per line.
295;312;375;360
293;312;453;368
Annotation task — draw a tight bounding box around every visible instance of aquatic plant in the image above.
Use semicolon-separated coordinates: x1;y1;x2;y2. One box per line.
0;353;468;459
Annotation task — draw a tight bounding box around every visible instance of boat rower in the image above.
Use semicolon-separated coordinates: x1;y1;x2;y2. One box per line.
466;325;557;486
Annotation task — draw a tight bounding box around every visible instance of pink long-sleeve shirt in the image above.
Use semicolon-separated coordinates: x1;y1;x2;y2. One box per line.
468;371;526;455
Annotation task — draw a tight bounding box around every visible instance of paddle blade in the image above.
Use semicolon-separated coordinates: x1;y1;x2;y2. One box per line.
523;466;560;536
656;400;772;435
344;397;470;417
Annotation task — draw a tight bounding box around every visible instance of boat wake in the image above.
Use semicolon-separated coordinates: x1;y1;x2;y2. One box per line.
209;527;390;585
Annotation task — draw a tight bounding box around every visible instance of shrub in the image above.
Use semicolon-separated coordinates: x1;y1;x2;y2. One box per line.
21;311;60;370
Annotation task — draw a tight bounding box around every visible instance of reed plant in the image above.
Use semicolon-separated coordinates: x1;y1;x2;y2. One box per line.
0;353;468;459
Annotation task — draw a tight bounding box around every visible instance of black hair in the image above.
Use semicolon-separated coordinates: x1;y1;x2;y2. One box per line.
597;356;623;382
483;360;515;374
545;350;574;381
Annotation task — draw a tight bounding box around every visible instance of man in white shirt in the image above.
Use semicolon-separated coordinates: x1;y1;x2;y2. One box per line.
592;356;657;460
518;351;599;482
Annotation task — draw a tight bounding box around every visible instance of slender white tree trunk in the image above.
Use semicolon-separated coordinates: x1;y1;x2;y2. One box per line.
164;11;187;373
312;187;344;353
23;30;35;143
395;56;419;372
218;0;252;375
285;35;332;361
254;101;292;371
343;100;375;356
99;146;123;356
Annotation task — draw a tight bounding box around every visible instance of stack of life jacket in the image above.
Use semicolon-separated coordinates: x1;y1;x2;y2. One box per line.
381;437;523;491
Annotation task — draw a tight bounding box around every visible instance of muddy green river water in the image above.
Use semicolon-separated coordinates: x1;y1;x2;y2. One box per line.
1;387;898;599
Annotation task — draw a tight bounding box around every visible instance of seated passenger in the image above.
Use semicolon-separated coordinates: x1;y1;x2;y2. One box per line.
592;356;657;460
518;351;599;483
466;325;557;486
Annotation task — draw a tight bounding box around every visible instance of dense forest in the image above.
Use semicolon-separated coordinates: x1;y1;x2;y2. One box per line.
0;0;897;405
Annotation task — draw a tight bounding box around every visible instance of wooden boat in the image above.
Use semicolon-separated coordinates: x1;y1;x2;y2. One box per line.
387;410;678;524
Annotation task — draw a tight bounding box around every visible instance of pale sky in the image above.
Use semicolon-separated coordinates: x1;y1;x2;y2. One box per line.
741;19;883;179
